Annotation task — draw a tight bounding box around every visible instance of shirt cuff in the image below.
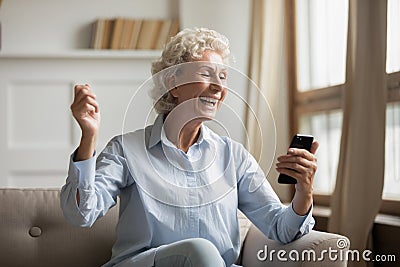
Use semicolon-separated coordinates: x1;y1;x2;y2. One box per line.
284;203;314;233
68;150;96;189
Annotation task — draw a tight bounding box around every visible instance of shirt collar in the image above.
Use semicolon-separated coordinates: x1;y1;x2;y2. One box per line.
148;114;213;149
148;114;164;149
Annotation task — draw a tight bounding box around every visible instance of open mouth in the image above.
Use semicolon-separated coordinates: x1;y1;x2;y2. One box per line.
199;96;218;107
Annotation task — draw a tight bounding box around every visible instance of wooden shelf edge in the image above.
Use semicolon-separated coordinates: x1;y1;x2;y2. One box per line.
312;205;400;227
0;49;162;59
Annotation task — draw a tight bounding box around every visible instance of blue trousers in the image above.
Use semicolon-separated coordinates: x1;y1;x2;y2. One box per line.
115;238;226;267
153;238;226;267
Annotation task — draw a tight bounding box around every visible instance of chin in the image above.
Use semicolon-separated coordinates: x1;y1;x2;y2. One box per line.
196;109;218;121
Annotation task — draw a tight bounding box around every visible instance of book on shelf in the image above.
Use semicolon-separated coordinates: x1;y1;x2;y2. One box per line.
155;19;172;50
136;19;163;50
119;19;133;49
90;19;105;50
101;19;114;49
128;20;143;49
137;19;180;50
110;17;125;49
154;19;180;49
90;18;180;50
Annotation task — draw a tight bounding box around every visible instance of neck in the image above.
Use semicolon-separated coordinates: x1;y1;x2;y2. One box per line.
164;114;203;153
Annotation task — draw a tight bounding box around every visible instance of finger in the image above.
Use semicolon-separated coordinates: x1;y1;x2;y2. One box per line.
276;162;308;174
277;161;317;176
278;153;317;165
277;155;313;168
84;102;97;113
310;141;319;155
76;94;99;113
287;148;316;162
74;84;95;97
71;102;93;116
73;97;99;114
74;87;97;104
76;85;95;99
74;84;89;96
276;167;302;181
76;93;97;108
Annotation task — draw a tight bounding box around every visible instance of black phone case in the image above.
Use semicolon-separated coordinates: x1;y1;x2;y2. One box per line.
278;134;314;184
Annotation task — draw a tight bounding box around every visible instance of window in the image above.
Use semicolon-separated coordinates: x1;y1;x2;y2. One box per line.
288;0;400;212
385;103;400;200
290;0;348;196
385;0;400;202
299;111;342;195
387;0;400;73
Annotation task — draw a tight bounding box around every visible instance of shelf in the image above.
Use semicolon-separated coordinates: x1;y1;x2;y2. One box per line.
0;49;162;59
313;205;400;227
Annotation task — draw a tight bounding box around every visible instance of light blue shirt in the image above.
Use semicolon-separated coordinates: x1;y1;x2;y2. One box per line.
60;114;314;267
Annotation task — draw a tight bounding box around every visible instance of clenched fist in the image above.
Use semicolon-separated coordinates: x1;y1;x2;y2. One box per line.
70;84;100;137
70;84;100;161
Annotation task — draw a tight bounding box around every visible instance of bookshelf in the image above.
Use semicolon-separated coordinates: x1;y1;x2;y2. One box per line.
90;18;180;51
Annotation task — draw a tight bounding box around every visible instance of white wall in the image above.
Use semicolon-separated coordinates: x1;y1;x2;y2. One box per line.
0;0;252;188
0;56;158;187
0;0;251;144
180;0;251;143
0;0;179;51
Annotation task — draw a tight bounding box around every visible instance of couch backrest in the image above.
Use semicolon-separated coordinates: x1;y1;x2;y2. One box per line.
0;188;118;267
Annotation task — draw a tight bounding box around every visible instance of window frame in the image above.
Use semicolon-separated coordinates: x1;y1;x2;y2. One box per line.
285;0;400;216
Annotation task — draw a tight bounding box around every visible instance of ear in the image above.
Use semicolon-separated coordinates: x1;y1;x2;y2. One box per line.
166;75;179;98
170;87;179;98
166;75;176;91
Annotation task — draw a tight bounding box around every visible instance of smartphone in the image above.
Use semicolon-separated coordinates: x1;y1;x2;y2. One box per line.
278;134;314;184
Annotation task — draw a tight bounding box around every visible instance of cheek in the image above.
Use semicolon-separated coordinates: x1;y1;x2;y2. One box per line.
175;84;201;103
221;89;228;101
217;91;227;108
188;83;209;96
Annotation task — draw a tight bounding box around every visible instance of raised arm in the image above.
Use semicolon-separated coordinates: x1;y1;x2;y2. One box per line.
61;84;129;227
69;84;100;205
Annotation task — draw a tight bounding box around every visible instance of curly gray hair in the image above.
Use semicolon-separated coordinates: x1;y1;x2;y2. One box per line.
150;28;231;114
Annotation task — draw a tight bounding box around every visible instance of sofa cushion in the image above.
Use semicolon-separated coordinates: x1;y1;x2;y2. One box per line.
0;188;118;267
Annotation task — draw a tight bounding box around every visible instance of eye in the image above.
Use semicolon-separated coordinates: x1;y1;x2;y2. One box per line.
200;73;210;78
219;72;227;80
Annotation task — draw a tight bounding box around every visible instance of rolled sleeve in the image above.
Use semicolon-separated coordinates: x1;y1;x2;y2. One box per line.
61;136;131;227
284;203;315;236
60;151;98;226
71;154;96;189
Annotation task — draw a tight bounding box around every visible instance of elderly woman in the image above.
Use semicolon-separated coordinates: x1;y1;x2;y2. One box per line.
61;28;318;267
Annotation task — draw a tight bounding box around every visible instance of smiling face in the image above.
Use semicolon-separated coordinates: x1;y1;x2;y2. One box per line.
170;51;228;120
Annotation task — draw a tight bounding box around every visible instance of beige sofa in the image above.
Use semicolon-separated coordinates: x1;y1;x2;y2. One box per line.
0;188;349;267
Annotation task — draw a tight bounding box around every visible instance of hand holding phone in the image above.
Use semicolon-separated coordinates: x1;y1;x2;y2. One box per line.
278;134;314;184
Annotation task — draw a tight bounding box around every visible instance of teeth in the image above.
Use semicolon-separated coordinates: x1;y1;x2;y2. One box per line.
199;96;218;105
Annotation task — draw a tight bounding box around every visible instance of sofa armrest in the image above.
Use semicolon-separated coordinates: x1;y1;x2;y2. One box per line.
241;225;349;267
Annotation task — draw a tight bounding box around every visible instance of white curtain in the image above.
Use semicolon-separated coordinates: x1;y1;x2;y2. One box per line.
246;0;291;202
328;1;387;266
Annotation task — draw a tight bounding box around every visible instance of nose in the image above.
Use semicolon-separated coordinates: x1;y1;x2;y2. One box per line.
210;76;225;92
